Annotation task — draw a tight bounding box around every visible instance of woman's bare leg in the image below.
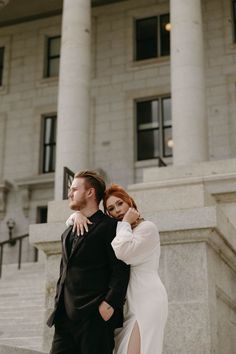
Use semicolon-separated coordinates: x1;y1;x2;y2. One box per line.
126;321;141;354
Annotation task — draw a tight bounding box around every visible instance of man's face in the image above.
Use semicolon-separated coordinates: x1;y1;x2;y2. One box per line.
68;178;88;211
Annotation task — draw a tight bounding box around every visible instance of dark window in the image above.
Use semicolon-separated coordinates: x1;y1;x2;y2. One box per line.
0;47;4;86
233;0;236;42
136;97;172;160
42;115;57;173
135;14;170;61
136;17;158;60
46;36;61;77
37;206;48;223
160;14;171;56
35;206;48;261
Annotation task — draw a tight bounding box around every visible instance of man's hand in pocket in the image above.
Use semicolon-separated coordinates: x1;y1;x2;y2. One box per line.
98;301;114;321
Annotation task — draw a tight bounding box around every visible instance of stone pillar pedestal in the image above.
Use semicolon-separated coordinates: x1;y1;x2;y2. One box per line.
29;201;71;352
30;161;236;353
55;0;91;199
128;160;236;353
170;0;208;165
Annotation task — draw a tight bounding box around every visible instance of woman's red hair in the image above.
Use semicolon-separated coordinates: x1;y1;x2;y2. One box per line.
103;184;137;214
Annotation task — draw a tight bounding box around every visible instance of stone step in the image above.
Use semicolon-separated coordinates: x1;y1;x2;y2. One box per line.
0;299;44;305
0;315;44;323
0;343;46;353
0;305;44;312
0;298;43;303
0;329;43;337
0;262;45;351
0;263;45;278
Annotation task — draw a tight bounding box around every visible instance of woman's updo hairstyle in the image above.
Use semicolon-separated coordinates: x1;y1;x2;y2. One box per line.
103;184;138;214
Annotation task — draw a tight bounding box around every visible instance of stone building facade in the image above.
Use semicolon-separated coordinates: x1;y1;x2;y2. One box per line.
0;0;236;353
0;0;236;253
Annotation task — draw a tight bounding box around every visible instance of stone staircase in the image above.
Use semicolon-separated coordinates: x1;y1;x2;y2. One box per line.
0;262;45;351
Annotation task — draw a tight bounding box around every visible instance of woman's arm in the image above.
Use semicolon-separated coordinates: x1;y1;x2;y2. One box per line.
111;220;159;264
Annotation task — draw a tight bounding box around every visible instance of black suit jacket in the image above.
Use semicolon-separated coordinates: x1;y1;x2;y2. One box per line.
47;210;130;328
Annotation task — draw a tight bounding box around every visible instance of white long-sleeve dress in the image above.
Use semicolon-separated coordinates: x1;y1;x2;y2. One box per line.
111;220;168;354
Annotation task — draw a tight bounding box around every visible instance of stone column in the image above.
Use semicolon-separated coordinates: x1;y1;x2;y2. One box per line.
170;0;208;165
55;0;91;199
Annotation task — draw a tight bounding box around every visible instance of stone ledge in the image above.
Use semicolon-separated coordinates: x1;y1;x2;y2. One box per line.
147;205;236;246
29;223;65;255
47;200;71;223
129;182;215;212
142;158;236;183
129;170;236;196
15;174;54;190
147;205;236;271
0;345;46;354
160;229;236;273
136;161;236;204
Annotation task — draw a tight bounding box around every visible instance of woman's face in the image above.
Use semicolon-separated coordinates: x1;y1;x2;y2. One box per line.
106;195;130;220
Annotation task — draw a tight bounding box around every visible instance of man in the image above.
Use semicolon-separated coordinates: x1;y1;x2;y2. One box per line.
47;170;130;354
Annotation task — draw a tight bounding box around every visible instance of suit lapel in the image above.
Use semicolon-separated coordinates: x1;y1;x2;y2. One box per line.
69;212;105;258
62;226;73;262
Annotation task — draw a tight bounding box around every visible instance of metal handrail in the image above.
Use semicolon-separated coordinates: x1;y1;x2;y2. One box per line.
63;166;74;199
158;157;167;167
0;233;29;278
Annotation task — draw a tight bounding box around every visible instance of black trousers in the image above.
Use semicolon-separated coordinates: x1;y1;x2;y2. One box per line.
50;309;116;354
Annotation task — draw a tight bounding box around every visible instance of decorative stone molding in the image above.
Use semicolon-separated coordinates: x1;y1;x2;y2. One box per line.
19;187;30;218
15;173;54;217
0;180;11;219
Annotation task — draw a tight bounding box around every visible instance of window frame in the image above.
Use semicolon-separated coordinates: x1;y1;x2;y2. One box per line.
135;96;172;161
41;114;57;174
45;35;61;78
37;206;48;224
232;0;236;42
135;17;158;61
0;47;5;86
134;13;170;61
161;97;172;158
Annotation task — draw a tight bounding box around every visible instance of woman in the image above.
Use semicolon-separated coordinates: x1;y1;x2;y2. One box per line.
67;184;168;354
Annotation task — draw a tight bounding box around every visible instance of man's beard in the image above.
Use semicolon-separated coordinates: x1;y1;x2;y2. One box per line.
69;195;87;211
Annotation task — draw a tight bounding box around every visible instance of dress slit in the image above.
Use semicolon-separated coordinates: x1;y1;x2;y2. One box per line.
126;320;141;354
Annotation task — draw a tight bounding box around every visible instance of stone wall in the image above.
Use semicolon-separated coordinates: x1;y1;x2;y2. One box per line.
1;0;236;260
0;16;60;259
0;345;45;354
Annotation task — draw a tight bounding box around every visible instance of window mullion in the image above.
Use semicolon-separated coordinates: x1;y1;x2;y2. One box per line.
159;98;163;158
233;0;236;42
136;96;172;161
157;16;161;57
46;39;50;77
0;47;5;86
46;36;61;78
42;115;57;173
